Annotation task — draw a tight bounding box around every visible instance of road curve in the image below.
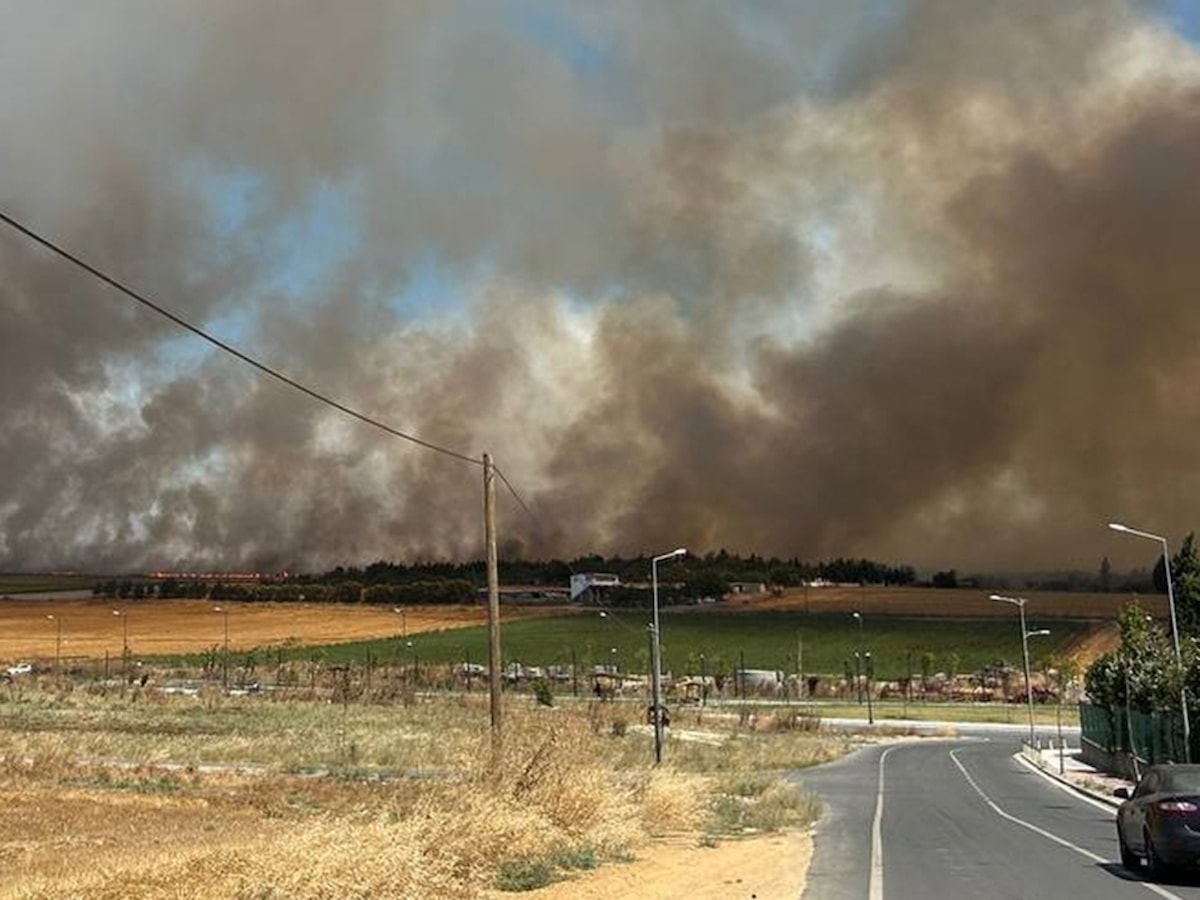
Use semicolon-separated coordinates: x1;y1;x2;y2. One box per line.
798;736;1200;900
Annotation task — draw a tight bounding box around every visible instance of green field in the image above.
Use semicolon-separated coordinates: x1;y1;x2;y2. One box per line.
203;610;1091;680
0;573;95;594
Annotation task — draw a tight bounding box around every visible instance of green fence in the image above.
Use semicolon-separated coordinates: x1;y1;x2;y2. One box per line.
1080;701;1192;764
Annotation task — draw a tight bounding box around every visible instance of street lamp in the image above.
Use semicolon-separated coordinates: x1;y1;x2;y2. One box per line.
851;612;864;704
991;594;1050;744
392;607;407;640
112;609;128;677
46;614;61;676
1109;521;1191;761
864;650;875;726
214;606;230;689
651;547;686;764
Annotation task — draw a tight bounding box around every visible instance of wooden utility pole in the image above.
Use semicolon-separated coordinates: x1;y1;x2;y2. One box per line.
483;453;502;734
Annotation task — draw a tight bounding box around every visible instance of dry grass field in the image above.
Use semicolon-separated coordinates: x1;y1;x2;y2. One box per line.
0;688;837;899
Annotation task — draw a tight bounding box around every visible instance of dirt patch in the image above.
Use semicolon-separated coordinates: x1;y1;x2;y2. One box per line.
489;830;812;900
1059;621;1120;669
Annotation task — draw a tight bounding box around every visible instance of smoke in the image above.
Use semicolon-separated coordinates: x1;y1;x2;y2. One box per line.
2;0;1200;573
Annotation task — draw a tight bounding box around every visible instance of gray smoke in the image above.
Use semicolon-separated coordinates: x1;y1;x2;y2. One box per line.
2;0;1198;573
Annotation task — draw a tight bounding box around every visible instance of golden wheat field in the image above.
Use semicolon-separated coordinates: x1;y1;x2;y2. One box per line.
0;597;564;663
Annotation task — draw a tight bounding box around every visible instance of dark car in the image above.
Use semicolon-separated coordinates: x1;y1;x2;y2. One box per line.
1115;764;1200;877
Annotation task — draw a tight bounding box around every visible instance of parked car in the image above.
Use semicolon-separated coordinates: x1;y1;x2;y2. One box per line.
4;662;32;677
1115;764;1200;877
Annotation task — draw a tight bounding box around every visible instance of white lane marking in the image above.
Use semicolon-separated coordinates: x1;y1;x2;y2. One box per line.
870;746;895;900
950;749;1183;900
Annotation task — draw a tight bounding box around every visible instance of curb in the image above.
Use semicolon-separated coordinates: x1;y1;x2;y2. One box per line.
1016;745;1125;808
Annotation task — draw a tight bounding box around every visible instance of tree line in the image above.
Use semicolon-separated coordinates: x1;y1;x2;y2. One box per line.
314;552;919;590
94;552;919;605
93;548;1160;605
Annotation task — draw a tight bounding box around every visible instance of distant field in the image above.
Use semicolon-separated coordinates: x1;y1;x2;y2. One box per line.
282;609;1099;680
0;573;97;594
0;597;556;663
720;584;1168;619
0;584;1156;677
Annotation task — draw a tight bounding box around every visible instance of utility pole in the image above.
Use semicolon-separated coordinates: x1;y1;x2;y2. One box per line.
484;453;502;736
649;624;661;762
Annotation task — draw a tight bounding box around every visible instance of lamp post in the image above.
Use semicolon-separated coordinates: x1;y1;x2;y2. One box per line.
864;650;875;725
392;607;407;640
851;612;864;704
47;614;61;676
990;594;1049;744
112;609;128;678
214;606;230;689
1110;521;1191;761
651;547;686;764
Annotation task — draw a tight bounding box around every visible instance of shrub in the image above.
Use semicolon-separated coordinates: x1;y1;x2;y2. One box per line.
494;856;556;892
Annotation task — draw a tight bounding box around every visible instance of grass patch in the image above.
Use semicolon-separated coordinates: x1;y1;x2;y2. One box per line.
67;772;184;794
708;780;820;836
493;842;603;892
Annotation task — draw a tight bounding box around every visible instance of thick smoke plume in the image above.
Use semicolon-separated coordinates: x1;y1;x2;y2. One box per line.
3;0;1200;573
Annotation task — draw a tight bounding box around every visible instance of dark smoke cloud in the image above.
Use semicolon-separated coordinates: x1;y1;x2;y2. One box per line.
2;0;1199;573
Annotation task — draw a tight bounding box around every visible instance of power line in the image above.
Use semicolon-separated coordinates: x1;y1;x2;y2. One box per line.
0;208;481;467
494;464;537;523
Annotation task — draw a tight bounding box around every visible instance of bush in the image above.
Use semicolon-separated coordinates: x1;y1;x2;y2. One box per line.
494;856;557;892
532;678;554;707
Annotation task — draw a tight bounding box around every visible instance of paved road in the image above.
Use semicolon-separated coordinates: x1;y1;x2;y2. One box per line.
798;734;1200;900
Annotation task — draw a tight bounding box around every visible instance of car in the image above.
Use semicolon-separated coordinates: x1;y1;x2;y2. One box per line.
4;663;32;677
1115;763;1200;878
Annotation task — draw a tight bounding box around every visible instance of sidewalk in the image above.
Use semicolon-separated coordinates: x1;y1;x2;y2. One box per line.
1023;744;1134;807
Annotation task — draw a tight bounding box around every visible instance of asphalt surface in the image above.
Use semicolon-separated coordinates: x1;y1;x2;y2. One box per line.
797;732;1200;900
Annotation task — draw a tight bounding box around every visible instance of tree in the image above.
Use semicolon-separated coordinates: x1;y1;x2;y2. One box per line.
1099;556;1112;593
1084;601;1179;714
1172;533;1200;637
931;570;957;589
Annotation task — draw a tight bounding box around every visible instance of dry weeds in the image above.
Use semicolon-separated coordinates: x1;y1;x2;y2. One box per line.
0;689;828;899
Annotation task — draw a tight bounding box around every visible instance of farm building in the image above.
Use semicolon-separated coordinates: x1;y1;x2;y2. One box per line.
569;573;620;604
728;581;767;594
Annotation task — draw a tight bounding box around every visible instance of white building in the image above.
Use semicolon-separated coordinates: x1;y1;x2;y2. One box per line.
569;572;620;603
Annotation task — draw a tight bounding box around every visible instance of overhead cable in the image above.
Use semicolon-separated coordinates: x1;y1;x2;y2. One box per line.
0;208;481;467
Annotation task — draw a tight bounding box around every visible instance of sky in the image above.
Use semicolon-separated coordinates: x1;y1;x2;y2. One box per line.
4;0;1200;575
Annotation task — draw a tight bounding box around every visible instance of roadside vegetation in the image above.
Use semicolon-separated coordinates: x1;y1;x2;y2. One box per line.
1085;534;1200;723
0;682;841;898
